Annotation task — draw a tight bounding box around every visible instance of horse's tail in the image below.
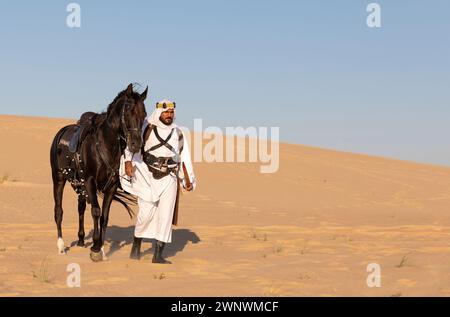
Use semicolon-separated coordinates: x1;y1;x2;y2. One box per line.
113;188;137;218
98;186;137;219
50;125;74;175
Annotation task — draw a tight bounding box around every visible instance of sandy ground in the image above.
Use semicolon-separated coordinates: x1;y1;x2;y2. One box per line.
1;114;450;296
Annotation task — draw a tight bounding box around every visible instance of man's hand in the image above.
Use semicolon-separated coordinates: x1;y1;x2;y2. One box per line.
125;161;134;177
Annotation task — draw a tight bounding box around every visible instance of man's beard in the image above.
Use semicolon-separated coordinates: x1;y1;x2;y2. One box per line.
160;118;173;125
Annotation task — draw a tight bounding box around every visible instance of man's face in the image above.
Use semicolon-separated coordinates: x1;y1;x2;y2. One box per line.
159;109;174;125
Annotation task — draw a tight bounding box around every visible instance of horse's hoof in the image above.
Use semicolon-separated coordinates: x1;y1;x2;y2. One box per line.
90;251;103;262
152;257;172;264
77;240;85;247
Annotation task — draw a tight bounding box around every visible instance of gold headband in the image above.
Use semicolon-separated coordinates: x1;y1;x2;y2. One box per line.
156;102;176;109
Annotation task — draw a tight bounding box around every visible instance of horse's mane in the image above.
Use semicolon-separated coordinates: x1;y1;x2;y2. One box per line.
105;90;127;114
95;84;145;216
105;84;143;115
90;85;143;132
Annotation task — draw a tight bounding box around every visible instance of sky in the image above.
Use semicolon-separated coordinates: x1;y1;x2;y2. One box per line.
0;0;449;166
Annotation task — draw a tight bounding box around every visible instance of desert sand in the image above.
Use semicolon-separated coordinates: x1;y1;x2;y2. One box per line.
1;114;450;296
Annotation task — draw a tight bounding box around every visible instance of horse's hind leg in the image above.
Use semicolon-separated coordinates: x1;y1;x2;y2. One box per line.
77;196;87;247
53;173;66;254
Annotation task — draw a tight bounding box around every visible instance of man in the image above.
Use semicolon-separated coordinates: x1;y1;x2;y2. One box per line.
119;99;196;264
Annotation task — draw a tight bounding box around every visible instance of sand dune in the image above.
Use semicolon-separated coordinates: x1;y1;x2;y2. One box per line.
1;114;450;296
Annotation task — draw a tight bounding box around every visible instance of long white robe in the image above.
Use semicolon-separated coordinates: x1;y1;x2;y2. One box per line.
119;117;196;243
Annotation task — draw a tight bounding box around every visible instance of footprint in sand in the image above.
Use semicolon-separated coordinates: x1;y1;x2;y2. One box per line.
85;277;129;286
397;279;417;287
196;194;212;202
218;201;237;208
1;181;50;188
271;211;288;216
243;206;260;213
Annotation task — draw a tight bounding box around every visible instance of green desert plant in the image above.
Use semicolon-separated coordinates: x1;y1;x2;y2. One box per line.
32;257;53;284
153;273;166;280
299;240;309;255
273;245;283;254
250;231;268;242
396;253;412;268
0;174;9;184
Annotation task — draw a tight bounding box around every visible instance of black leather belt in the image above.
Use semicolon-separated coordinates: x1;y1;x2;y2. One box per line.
143;152;178;179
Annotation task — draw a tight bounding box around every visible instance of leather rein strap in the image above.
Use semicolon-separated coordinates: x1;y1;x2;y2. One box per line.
96;98;139;192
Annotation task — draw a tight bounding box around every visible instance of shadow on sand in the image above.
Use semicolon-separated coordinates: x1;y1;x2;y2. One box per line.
70;226;201;259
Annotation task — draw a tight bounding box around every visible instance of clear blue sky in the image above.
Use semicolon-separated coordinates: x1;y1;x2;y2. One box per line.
0;1;449;166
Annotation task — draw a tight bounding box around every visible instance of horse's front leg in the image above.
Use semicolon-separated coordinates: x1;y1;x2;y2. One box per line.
77;195;87;247
99;183;119;260
85;177;103;262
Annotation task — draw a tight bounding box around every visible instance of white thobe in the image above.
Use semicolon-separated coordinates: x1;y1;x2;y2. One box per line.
119;120;196;243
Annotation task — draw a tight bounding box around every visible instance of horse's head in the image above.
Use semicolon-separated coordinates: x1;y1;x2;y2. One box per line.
107;83;148;153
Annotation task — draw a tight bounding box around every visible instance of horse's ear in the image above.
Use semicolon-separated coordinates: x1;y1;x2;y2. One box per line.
140;86;148;101
126;83;133;96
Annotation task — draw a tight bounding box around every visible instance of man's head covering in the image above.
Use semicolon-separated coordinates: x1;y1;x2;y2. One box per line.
147;99;177;130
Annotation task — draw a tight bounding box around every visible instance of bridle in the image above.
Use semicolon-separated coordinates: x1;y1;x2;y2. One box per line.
119;97;141;146
104;96;143;153
97;96;143;191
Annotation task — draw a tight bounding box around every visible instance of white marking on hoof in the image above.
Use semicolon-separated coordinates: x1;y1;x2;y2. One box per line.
57;238;66;254
101;247;108;261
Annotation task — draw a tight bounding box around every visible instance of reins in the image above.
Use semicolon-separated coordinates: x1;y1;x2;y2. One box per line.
96;97;141;192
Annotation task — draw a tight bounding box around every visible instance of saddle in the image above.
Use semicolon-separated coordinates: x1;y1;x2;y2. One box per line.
69;112;98;153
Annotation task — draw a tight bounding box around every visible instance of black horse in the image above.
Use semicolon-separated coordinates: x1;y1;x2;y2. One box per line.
50;84;147;261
